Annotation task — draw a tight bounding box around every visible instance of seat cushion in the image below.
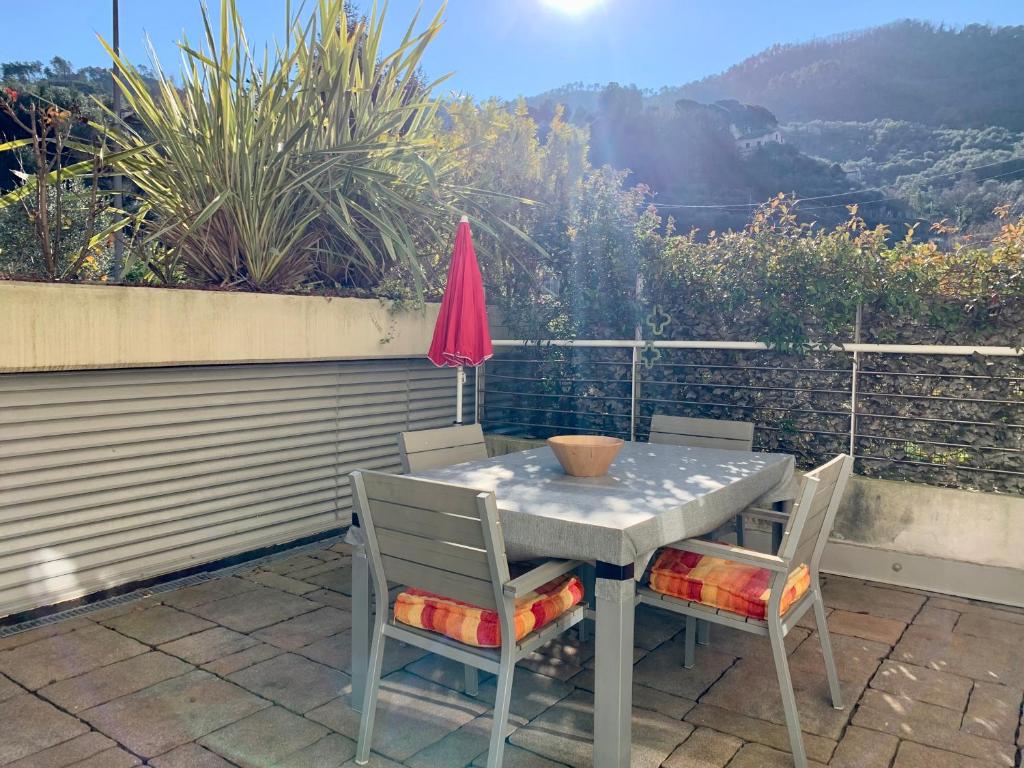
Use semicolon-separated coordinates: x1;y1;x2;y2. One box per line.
393;574;584;648
648;548;810;620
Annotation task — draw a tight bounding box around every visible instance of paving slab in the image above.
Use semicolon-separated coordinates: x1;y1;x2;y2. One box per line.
101;605;214;645
228;653;349;714
0;624;147;690
701;624;807;662
632;604;688;650
962;681;1023;744
199;706;328;768
869;659;973;711
827;724;899;768
70;747;141;767
787;631;888;686
305;671;489;762
244;571;319;596
80;669;269;759
158;626;259;665
826;609;906;645
161;576;261;609
187;586;320;633
3;731;113;768
954;612;1024;645
508;690;691;768
822;579;925;622
913;604;960;632
570;668;696;720
0;673;21;702
683;703;837;764
304;589;353;611
662;726;742;768
631;639;737;700
149;743;237;768
471;744;569;768
407;655;572;720
264;555;325;577
296;628;427;675
927;598;1024;626
269;734;355;768
853;688;1016;766
725;742;826;768
203;643;283;677
251;607;352;651
0;693;90;765
38;651;193;713
699;657;858;739
302;566;354;595
892;740;1008;768
405;711;526;768
893;624;1024;687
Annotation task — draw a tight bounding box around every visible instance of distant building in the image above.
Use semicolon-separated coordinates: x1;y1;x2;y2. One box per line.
734;128;784;155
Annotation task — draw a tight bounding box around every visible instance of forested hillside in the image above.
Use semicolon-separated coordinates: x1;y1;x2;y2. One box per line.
665;21;1024;130
529;21;1024;235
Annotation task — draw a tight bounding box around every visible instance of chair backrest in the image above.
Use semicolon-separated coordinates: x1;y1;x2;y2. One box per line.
649;414;755;452
777;454;853;575
398;424;488;473
351;470;510;615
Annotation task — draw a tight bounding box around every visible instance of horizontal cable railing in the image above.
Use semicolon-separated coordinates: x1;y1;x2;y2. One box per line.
480;339;1023;494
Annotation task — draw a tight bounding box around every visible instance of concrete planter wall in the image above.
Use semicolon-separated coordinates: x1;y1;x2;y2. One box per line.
0;280;440;372
0;281;468;619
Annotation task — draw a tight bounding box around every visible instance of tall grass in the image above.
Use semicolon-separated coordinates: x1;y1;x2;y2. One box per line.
102;0;463;291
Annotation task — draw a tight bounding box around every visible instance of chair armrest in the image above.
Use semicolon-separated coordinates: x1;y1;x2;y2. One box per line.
665;539;789;573
503;559;584;598
740;506;791;525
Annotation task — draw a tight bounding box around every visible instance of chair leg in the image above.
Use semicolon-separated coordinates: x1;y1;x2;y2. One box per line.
486;661;515;768
812;590;843;710
735;513;745;547
697;619;710;646
683;615;696;669
464;664;479;697
578;563;596;642
768;620;807;768
355;621;387;765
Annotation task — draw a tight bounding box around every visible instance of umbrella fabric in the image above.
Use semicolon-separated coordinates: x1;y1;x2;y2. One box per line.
428;219;493;368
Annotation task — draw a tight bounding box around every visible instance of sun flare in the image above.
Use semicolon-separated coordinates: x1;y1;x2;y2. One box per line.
540;0;604;15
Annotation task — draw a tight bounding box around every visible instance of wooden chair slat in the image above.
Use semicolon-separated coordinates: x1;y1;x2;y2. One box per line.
369;499;487;549
380;554;498;609
375;528;492;581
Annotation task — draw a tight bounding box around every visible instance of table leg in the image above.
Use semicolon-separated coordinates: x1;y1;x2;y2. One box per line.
350;541;371;712
593;562;635;768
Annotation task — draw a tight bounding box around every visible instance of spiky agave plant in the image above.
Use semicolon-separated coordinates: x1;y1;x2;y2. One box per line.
100;0;460;291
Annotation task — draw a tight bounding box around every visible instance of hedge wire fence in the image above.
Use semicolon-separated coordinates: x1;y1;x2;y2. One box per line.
479;340;1024;495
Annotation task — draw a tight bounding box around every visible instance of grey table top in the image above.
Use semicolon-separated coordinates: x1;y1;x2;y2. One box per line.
414;442;796;567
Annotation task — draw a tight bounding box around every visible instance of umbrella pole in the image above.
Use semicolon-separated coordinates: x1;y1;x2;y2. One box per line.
455;366;465;424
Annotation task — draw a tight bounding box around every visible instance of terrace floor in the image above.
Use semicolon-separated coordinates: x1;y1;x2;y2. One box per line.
1;540;1022;768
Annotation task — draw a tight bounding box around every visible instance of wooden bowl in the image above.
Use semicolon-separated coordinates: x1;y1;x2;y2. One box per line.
547;435;624;477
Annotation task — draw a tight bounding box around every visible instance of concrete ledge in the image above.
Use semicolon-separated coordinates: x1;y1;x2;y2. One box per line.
823;540;1024;608
0;280;439;372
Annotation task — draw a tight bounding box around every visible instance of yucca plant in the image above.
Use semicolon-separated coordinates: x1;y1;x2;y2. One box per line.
101;0;467;291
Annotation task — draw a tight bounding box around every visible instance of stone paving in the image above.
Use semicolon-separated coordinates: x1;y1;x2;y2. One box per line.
1;540;1022;768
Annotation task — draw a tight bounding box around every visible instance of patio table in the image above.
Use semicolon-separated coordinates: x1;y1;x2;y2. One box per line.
348;441;795;768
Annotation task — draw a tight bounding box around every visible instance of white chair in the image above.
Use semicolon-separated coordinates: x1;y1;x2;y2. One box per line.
396;424;489;693
351;470;585;768
398;424;488;473
638;454;853;768
648;414;757;645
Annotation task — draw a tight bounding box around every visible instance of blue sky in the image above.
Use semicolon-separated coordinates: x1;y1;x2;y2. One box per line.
5;1;1024;98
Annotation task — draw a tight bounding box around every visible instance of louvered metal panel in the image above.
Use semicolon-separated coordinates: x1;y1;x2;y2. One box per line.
0;359;474;618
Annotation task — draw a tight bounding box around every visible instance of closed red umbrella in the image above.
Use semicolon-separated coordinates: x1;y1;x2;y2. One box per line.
428;216;493;423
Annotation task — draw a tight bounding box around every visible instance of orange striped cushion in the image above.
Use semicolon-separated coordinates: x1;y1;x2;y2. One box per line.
648;548;810;620
393;575;584;648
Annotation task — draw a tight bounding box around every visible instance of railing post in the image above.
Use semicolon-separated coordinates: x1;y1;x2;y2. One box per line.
629;344;638;442
849;303;863;462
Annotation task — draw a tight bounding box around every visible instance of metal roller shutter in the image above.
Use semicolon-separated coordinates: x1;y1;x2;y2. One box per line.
0;359;474;617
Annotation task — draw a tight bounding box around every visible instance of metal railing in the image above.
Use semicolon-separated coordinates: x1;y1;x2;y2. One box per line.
479;339;1024;494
